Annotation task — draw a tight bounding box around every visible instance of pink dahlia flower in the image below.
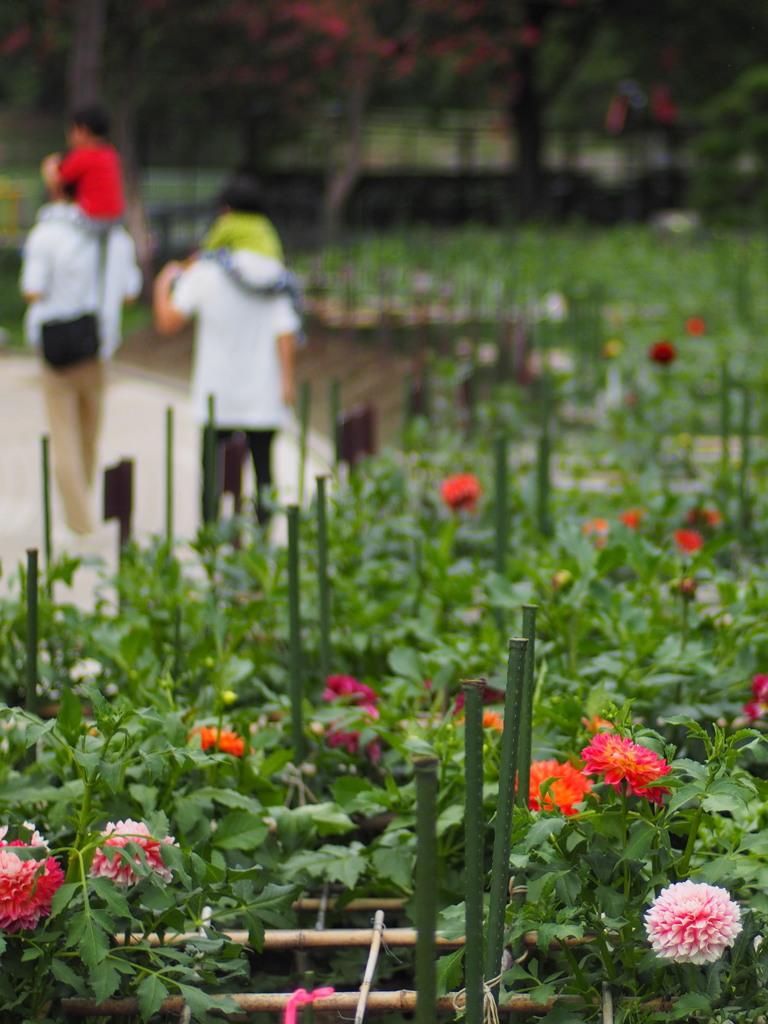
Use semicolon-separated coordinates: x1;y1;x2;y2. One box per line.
645;880;742;964
89;820;177;886
0;848;65;932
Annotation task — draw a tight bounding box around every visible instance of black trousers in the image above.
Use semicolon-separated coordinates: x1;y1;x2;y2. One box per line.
201;427;276;525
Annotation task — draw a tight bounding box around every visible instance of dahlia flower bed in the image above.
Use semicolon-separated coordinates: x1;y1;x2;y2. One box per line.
2;226;768;1021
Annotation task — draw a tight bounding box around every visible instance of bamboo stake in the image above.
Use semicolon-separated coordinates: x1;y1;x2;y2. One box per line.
354;909;385;1024
315;475;331;681
485;637;528;997
287;505;305;760
462;679;486;1024
413;755;439;1024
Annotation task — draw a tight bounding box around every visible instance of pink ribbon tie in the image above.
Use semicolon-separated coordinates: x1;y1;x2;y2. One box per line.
283;986;335;1024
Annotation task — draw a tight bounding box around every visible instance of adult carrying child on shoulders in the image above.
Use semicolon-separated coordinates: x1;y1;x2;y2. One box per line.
152;172;304;528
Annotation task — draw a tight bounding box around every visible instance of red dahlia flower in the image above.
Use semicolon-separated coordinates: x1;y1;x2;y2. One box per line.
673;529;705;554
440;473;482;512
581;733;671;804
685;317;707;336
685;506;722;529
528;759;592;815
649;341;677;364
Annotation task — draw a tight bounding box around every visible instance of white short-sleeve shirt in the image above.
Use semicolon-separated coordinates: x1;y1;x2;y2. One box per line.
171;251;300;428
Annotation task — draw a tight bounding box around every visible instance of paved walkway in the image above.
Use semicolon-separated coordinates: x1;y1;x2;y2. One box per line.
0;352;333;608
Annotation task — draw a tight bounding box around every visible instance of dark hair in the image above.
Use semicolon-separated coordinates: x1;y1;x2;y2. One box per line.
71;104;110;137
218;173;268;215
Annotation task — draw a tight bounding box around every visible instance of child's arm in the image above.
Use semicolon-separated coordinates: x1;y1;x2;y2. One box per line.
41;153;63;193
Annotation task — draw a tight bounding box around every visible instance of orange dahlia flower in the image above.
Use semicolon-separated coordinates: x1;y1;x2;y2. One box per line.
581;733;671;804
528;759;592;815
619;508;644;529
190;726;246;757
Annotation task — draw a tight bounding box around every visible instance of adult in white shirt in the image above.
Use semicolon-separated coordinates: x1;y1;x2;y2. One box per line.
20;184;142;535
152;173;300;527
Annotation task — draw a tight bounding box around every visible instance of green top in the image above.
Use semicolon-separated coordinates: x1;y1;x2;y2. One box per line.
201;211;283;261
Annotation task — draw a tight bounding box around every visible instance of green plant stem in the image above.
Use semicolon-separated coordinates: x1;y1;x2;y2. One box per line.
676;801;704;879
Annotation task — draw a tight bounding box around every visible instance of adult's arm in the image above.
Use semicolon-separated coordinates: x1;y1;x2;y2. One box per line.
152;261;189;335
277;331;298;406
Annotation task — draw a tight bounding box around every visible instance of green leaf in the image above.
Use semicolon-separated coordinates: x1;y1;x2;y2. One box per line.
56;686;84;744
212;811;270;851
137;974;168;1020
436;948;464;997
372;845;415;892
50;882;80;917
90;960;121;1003
67;910;110;967
388;645;423;683
50;956;88;996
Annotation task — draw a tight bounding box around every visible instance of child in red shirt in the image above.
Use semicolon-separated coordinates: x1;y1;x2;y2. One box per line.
42;105;125;223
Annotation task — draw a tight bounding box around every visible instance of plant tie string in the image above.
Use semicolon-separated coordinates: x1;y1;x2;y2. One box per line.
283;985;335;1024
451;972;503;1024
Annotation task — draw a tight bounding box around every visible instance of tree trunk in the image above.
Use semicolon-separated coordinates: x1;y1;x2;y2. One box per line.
67;0;106;110
512;47;543;222
322;67;373;242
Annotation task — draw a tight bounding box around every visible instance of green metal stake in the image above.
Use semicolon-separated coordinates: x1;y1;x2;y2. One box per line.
202;394;218;526
719;361;731;488
536;417;552;537
40;436;52;594
516;605;537;809
413;755;439;1024
329;379;341;470
298;381;311;507
738;386;751;537
462;680;487;1024
165;406;174;545
484;637;528;997
494;433;509;637
25;549;39;716
316;476;331;681
287;505;305;761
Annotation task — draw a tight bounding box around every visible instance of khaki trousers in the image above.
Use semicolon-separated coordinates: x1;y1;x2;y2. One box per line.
41;357;104;535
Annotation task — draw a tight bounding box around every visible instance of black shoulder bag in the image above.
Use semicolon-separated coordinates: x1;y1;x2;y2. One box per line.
41;313;100;369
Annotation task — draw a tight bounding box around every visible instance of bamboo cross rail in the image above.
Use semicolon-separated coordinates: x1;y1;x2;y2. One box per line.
118;926;593;950
60;992;675;1019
